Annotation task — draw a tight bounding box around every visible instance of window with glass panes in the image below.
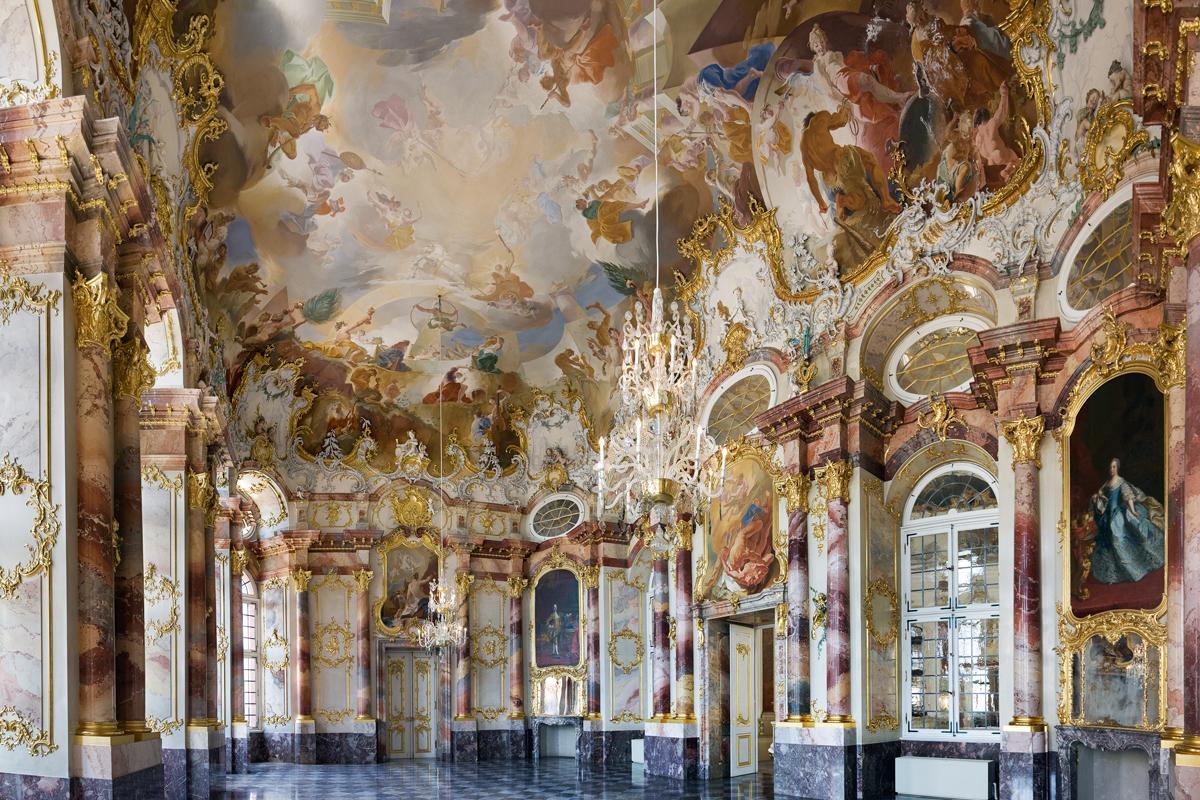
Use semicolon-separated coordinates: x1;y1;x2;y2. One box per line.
902;466;1001;739
241;574;259;729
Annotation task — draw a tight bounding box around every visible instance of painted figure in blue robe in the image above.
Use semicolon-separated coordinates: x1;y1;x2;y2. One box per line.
1088;458;1165;584
698;43;774;101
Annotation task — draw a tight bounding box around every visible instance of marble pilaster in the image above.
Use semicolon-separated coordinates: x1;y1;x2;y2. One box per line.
228;540;247;773
507;574;528;720
785;498;811;721
817;460;852;722
184;422;210;726
353;566;373;721
1177;236;1200;791
650;556;671;718
585;564;601;719
673;533;694;720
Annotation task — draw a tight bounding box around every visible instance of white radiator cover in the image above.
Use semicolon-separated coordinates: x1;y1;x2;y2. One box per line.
894;756;994;800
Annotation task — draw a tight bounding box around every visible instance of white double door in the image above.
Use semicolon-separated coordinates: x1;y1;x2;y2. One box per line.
386;649;437;759
729;623;758;777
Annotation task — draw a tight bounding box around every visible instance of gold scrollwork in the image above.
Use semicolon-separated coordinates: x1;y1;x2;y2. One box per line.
1163;132;1200;249
231;548;249;575
352;568;373;594
187;470;214;511
291;568;312;592
581;564;600;589
317;708;354;724
865;712;900;733
474;707;506;721
507;575;529;595
471;624;507;668
863;579;899;648
1002;413;1045;469
384;485;433;530
1079;100;1150;197
917;395;964;443
262;713;291;727
611;710;643;723
313;620;354;670
608;628;644;674
141;464;183;493
0;706;56;756
811;592;828;640
775;603;788;640
262;628;290;673
144;562;180;643
0;455;61;598
146;715;183;736
216;625;229;662
72;272;128;354
0;263;61;325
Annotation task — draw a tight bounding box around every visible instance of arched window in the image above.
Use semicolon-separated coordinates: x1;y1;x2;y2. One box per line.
241;573;260;729
901;464;1001;740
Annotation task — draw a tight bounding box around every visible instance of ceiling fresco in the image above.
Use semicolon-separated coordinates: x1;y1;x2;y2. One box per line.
139;0;1149;495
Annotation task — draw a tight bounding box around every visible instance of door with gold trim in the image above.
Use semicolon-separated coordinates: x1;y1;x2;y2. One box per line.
385;650;437;760
729;624;757;776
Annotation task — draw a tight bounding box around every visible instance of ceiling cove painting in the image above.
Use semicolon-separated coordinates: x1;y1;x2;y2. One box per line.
179;0;1054;483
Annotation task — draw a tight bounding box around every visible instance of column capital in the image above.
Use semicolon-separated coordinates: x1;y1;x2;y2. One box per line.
775;471;811;513
73;270;128;354
506;575;529;595
290;568;313;592
1002;413;1046;469
351;568;373;594
814;460;852;503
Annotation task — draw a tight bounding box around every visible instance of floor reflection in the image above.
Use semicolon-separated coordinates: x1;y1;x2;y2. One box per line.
212;758;787;799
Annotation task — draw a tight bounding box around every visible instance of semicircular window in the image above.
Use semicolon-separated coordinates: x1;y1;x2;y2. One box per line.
706;374;772;445
531;497;582;539
911;471;998;520
1067;200;1133;311
894;327;977;397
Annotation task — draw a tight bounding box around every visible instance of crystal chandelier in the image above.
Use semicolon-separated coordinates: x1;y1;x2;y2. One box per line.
594;8;724;530
415;295;467;651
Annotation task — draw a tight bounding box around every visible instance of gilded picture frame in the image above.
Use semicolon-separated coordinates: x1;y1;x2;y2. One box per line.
1055;309;1182;731
528;548;585;717
372;526;444;641
695;438;787;605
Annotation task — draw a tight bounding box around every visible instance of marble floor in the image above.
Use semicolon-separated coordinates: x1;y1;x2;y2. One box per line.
212;759;914;799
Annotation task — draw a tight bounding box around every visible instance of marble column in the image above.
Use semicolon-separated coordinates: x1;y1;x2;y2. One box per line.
1176;236;1200;790
74;270;127;737
783;474;812;721
586;565;601;719
1000;413;1048;800
674;529;695;720
204;452;222;731
184;425;211;726
819;461;853;722
113;333;152;736
454;572;472;720
353;568;374;720
228;545;248;774
651;556;671;719
507;575;528;720
451;569;478;761
292;567;315;764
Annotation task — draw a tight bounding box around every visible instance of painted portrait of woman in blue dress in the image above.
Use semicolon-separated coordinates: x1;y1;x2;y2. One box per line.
1069;372;1166;616
1088;458;1165;585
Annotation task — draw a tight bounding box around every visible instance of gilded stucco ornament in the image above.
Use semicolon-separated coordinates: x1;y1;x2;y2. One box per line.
385;486;433;529
230;549;249;575
1153;318;1186;389
1090;307;1129;377
144;562;180;642
351;568;373;594
863;579;899;648
815;460;851;504
581;564;600;589
1002;413;1045;468
313;620;354;669
608;628;644;674
917;396;964;443
470;624;507;668
0;263;61;325
507;575;529;595
72;272;129;354
1079;100;1150;197
0;455;61;599
1163;132;1200;249
113;336;156;401
261;628;290;673
0;706;56;757
775;471;810;514
291;568;312;592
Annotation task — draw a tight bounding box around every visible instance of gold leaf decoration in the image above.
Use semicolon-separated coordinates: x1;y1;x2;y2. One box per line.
144;563;181;642
0;455;61;598
0;263;61;325
0;706;56;756
1002;413;1045;468
72;272;128;353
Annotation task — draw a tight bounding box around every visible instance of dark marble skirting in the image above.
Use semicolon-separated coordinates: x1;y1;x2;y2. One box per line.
315;733;378;764
163;748;186;799
478;728;530;761
857;740;901;799
578;729;639;769
451;729;478;762
774;741;855;800
230;735;249;774
185;747;217;800
69;762;165;800
0;772;70;799
254;731;369;764
901;739;1001;760
1000;749;1048;800
644;734;699;781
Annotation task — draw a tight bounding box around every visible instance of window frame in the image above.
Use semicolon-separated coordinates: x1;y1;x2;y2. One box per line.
241;572;261;731
900;463;1002;742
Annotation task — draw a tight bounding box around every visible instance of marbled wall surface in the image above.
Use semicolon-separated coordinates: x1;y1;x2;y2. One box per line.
261;584;289;725
469;580;508;722
311;574;357;732
607;570;644;723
